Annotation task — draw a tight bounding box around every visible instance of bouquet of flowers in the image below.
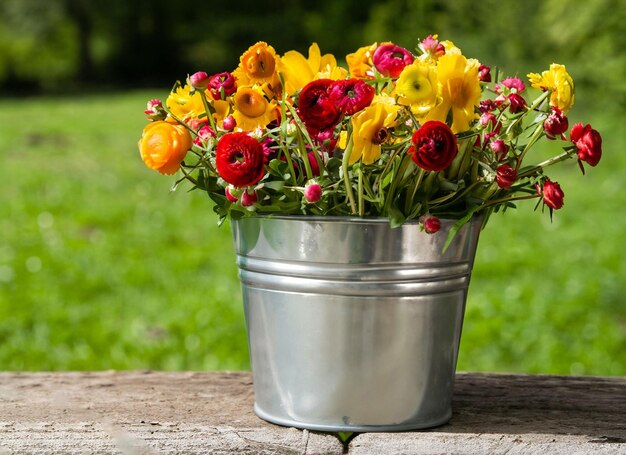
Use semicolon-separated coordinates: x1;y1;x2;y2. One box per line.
138;35;602;241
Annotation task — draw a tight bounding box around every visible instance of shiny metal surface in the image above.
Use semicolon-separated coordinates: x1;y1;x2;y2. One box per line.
232;215;482;432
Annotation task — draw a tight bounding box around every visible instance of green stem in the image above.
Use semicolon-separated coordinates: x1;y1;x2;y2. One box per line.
198;91;218;133
480;193;540;209
358;167;364;216
341;136;357;214
517;150;576;179
516;122;546;171
404;168;425;213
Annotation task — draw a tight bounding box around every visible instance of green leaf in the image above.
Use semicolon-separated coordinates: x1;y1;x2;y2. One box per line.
388;204;406;228
443;207;481;253
263;180;286;192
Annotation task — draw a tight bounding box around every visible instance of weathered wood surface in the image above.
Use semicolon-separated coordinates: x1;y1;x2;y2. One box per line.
0;371;624;454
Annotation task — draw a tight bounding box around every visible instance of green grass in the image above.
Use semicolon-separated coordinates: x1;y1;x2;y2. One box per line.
0;91;624;374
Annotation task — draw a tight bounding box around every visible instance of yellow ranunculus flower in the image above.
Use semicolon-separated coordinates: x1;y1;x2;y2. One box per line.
528;63;575;112
278;43;346;95
232;86;278;131
349;102;401;165
166;84;206;122
346;43;378;79
425;53;481;133
395;61;438;116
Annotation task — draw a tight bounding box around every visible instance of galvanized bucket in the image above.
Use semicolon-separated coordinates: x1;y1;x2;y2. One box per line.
231;215;482;432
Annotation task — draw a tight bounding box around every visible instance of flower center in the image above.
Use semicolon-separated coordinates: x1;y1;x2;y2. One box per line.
234;88;267;118
246;51;275;79
372;128;388;145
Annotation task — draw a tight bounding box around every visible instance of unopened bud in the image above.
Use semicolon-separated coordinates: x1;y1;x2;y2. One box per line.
188;71;210;90
304;182;322;203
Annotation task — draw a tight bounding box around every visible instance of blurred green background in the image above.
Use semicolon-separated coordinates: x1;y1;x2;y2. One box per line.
0;0;624;374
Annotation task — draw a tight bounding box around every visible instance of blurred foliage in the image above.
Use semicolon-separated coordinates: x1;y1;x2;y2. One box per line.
0;0;624;113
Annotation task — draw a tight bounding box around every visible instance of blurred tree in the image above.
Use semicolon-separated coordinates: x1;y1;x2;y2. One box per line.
0;0;79;91
0;0;623;113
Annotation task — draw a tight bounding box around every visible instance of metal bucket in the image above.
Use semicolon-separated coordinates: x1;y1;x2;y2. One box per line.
231;215;482;432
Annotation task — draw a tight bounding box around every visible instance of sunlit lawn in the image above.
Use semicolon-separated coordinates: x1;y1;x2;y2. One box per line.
0;91;624;375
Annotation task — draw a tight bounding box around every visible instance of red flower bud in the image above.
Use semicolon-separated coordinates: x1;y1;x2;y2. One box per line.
489;139;509;161
478;64;491;82
538;180;564;210
479;99;496;113
225;186;240;202
222;115;236;131
570;123;602;167
241;189;257;207
422;216;441;234
304;182;322;203
544;107;569;140
496;164;517;189
507;93;527;113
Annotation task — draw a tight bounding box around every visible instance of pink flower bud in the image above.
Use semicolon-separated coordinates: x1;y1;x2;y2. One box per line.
489;139;509;161
480;112;497;127
478;64;491;82
304;182;322;203
501;77;526;93
188;71;210;90
495;164;517;189
222;115;236;131
193;124;216;147
507;93;527;113
209;72;237;99
144;99;165;120
420;35;445;57
372;43;415;78
241;189;257;207
422;216;441;234
544;107;569;140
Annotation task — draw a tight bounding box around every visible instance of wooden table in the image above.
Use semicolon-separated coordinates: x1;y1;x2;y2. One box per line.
1;371;624;454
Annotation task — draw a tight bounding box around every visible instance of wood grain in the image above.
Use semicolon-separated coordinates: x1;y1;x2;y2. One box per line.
1;371;624;454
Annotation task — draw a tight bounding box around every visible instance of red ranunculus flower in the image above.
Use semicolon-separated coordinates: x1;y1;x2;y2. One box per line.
215;132;265;187
372;43;415;78
408;121;458;172
209;72;237;99
297;79;342;132
538;180;564;210
544;107;569;140
328;79;375;115
495;164;517;189
570;123;602;167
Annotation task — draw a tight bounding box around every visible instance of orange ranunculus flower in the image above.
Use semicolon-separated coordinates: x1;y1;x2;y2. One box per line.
234;42;280;87
138;121;193;175
346;43;378;79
